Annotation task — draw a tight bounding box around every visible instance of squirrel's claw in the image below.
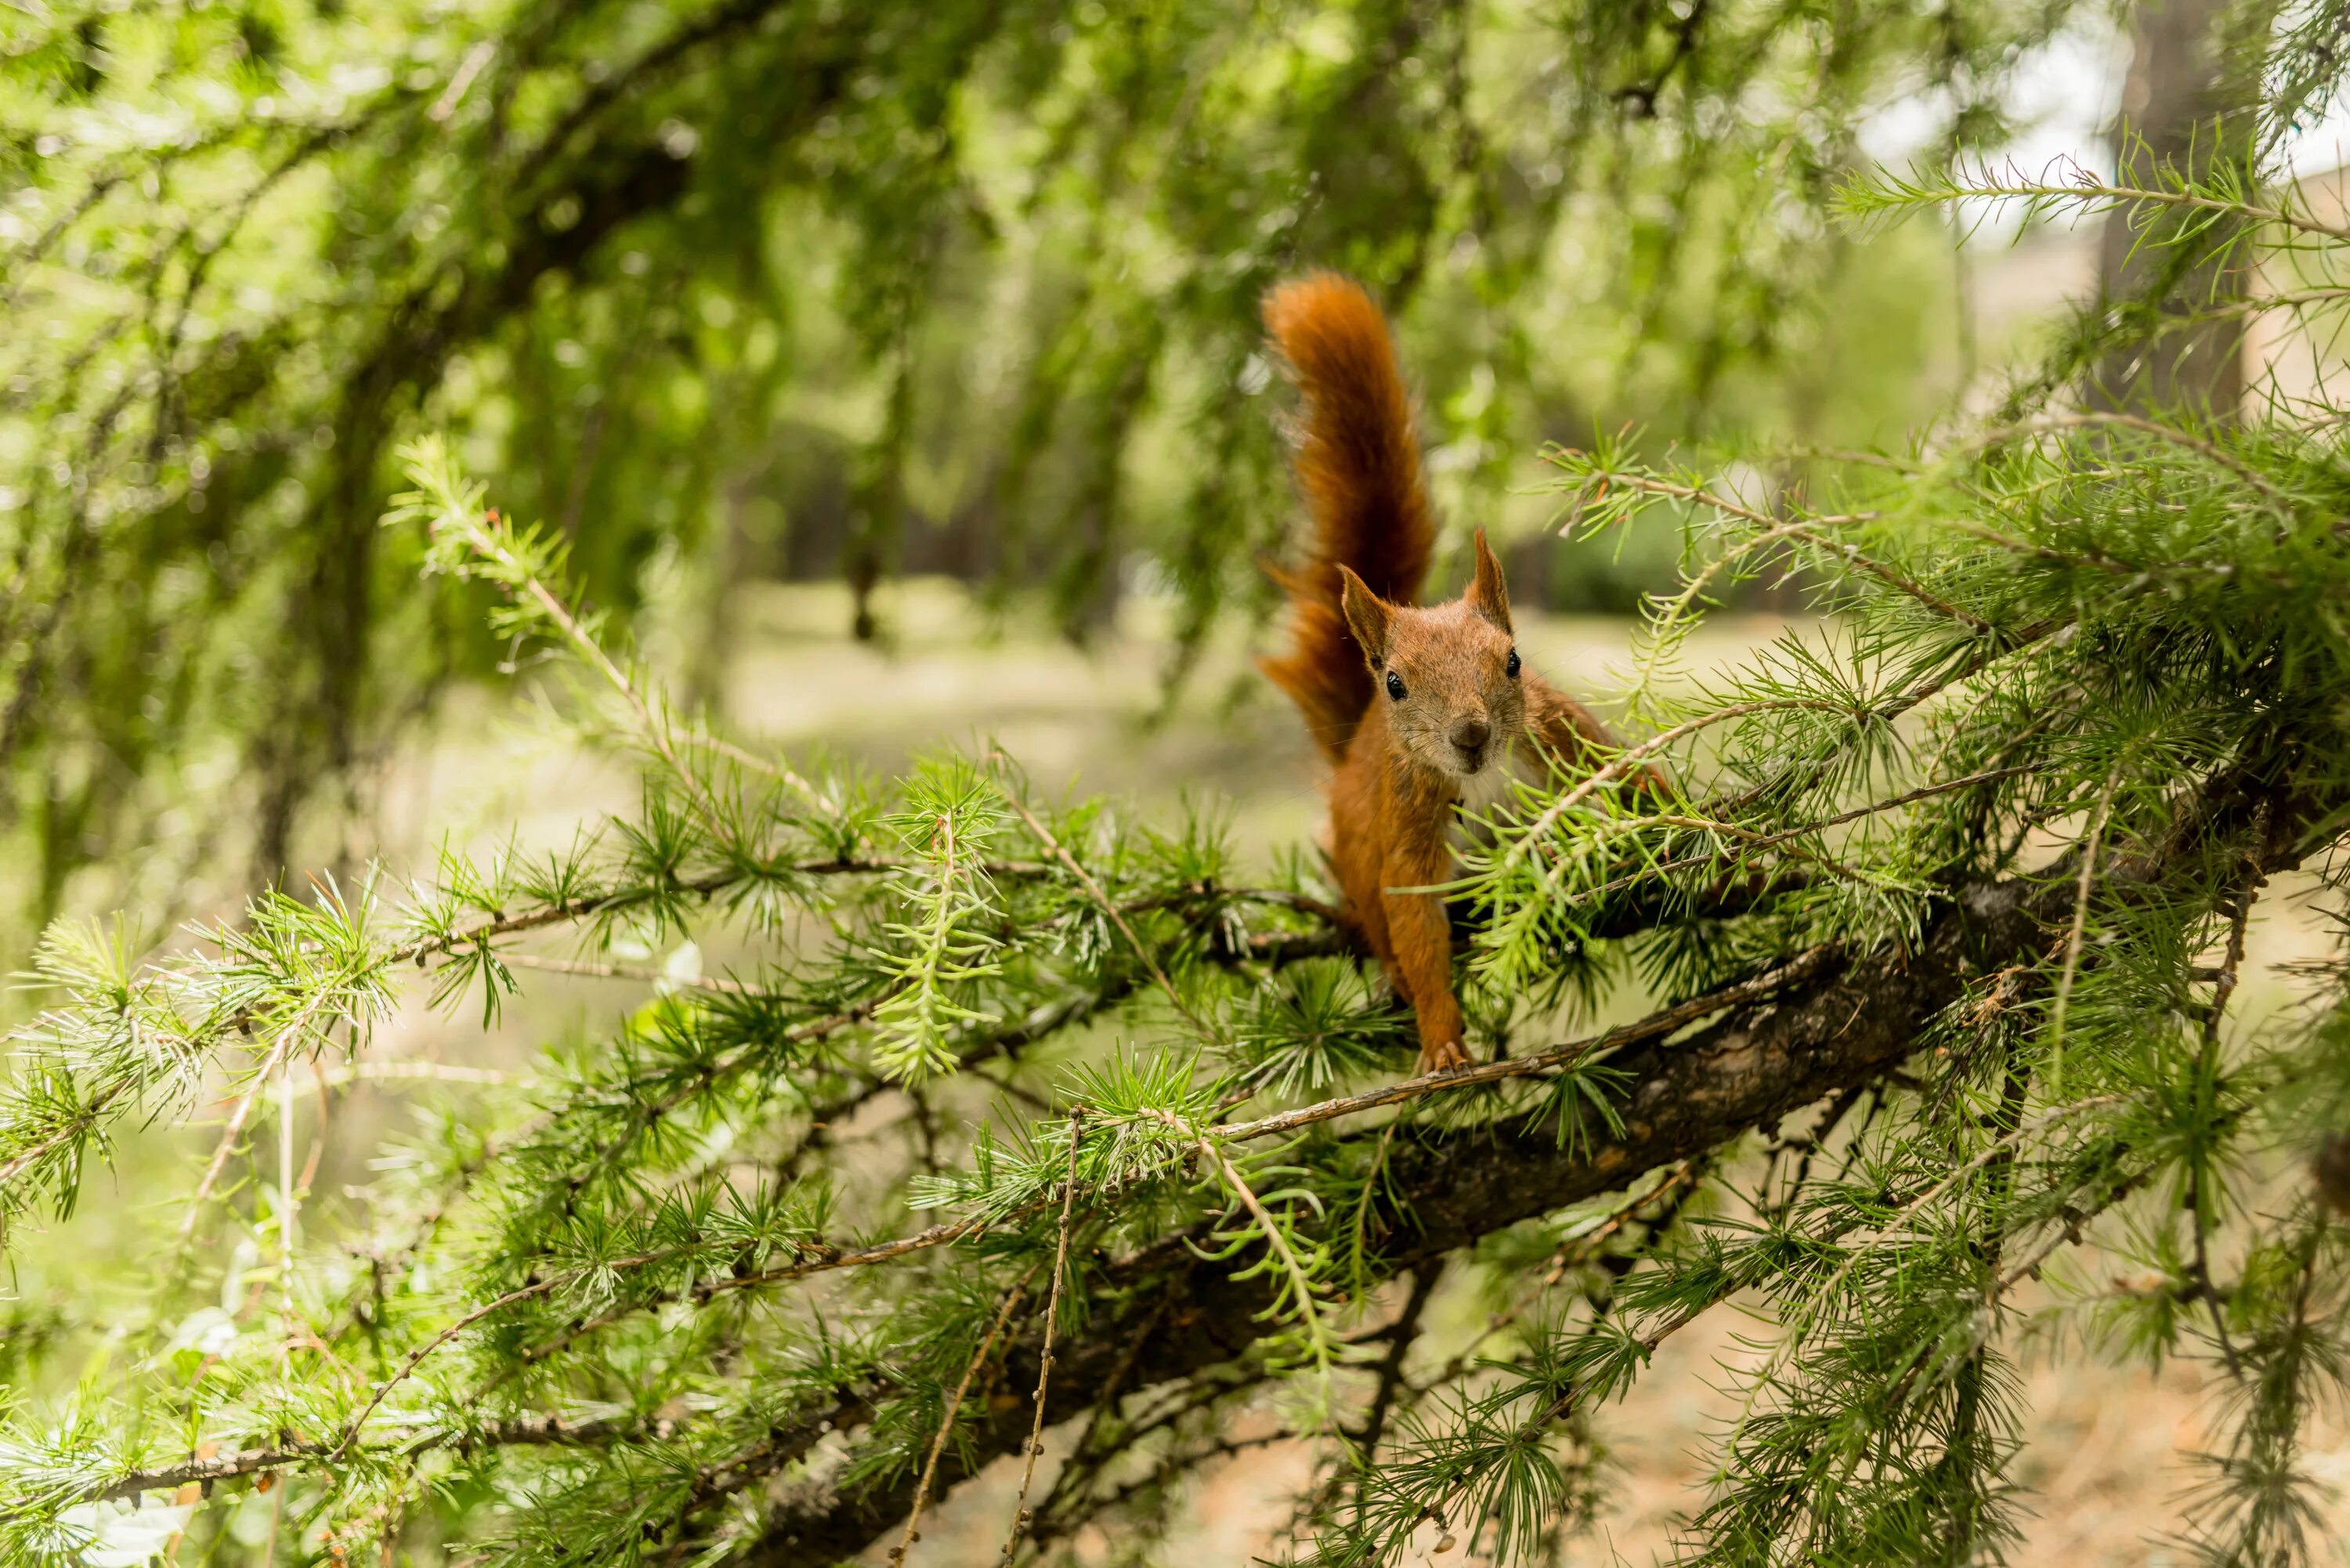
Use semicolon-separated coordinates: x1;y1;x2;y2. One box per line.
1416;1039;1474;1076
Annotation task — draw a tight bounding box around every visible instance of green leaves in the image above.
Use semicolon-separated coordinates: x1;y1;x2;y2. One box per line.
31;20;2350;1558
1224;959;1410;1099
0;446;1393;1560
4;0;2113;941
868;757;1010;1082
31;336;2350;1566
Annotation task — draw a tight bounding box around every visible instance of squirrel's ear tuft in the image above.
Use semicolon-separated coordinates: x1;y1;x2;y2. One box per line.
1469;529;1513;634
1339;565;1392;667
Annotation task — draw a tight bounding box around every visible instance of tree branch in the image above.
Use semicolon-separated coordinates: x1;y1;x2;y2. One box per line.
736;751;2330;1563
738;880;2034;1561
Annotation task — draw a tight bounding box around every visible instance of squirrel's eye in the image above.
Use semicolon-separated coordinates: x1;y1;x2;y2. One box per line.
1506;649;1521;678
1386;670;1407;702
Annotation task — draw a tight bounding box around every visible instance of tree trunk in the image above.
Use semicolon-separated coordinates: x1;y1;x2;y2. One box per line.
2093;0;2261;414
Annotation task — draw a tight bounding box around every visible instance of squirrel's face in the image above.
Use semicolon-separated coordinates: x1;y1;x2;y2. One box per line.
1373;602;1525;778
1340;530;1526;781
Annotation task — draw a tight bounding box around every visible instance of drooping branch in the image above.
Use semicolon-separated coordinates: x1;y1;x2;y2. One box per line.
81;1411;651;1505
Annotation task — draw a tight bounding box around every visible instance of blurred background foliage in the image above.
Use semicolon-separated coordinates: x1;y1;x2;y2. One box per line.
2;0;2088;942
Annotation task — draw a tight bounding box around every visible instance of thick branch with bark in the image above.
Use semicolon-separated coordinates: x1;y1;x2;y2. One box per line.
739;752;2323;1562
743;886;2034;1559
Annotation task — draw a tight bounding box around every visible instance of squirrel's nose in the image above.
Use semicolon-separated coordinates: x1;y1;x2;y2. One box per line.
1450;715;1491;755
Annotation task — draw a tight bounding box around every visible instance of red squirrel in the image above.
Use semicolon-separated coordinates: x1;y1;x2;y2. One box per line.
1260;273;1630;1075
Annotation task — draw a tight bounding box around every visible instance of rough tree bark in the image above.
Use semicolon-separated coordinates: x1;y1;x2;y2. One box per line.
736;747;2321;1563
2093;0;2265;414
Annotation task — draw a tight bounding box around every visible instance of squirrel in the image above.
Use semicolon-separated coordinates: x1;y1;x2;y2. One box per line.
1259;273;1637;1076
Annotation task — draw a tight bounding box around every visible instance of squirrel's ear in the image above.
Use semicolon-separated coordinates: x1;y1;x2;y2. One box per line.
1469;528;1513;634
1339;565;1392;667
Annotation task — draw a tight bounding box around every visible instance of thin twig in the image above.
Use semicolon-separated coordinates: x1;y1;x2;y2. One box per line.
1418;1161;1701;1397
309;1060;526;1089
452;509;727;828
1567;469;1879;533
327;1211;1001;1458
998;1109;1086;1565
990;758;1216;1043
279;1052;298;1351
494;951;751;994
1992;1164;2163;1295
1564;762;2034;909
428;464;832;820
1578;811;1882;890
1025;1295;1173;1543
1798;526;1993;630
1502;695;1869;874
1213;1148;1328;1354
0;1078;132;1187
1419;1298;1714;1555
384;861;860;965
1722;1090;2128;1452
86;1412;646;1503
2003;410;2294;515
1581;585;2065;858
1918;164;2350;248
676;724;841;822
891;1266;1038;1566
1355;1263;1442;1459
1213;945;1837;1143
172;1023;309;1253
2189;863;2261;1379
2048;768;2121;1097
1583;471;1988;630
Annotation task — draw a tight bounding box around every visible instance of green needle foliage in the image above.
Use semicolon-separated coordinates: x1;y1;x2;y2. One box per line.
17;5;2350;1566
0;0;2081;926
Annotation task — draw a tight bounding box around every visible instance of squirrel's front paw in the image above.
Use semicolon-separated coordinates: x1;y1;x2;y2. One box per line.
1416;1038;1474;1076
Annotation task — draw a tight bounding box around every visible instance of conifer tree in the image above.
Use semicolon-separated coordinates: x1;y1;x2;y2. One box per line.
13;2;2350;1566
0;0;2075;913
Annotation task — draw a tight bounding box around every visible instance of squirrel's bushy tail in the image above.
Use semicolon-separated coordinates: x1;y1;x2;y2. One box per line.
1259;273;1434;763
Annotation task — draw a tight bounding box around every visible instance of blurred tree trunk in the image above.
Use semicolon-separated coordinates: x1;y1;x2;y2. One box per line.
2093;0;2267;414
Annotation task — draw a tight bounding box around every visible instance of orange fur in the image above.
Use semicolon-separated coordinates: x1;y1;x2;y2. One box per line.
1257;273;1434;764
1260;274;1633;1075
